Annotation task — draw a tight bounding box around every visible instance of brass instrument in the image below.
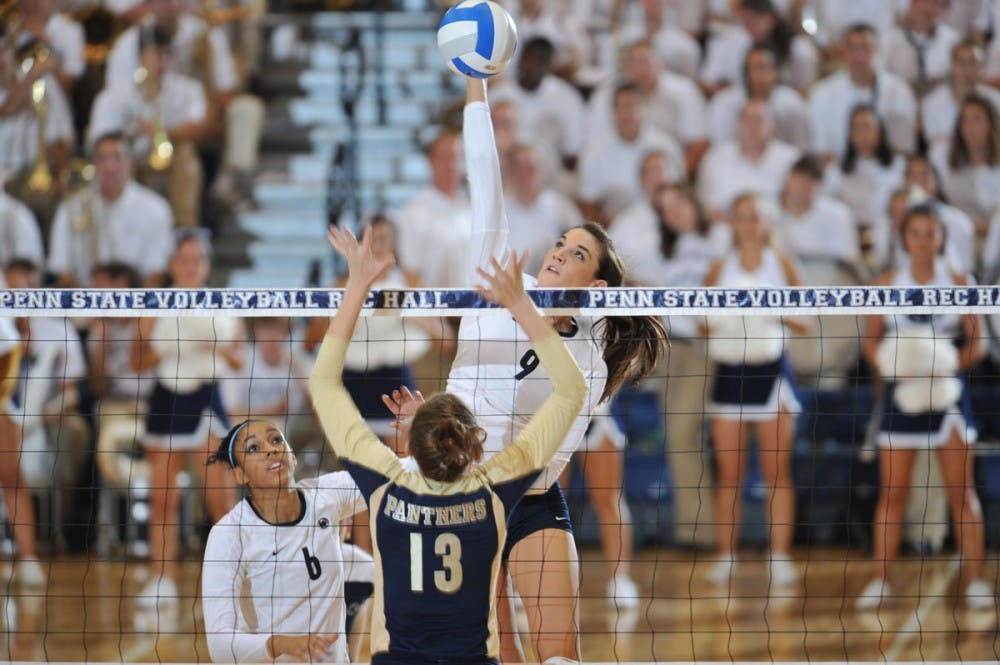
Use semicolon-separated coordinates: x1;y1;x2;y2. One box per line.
134;63;173;172
21;46;53;194
25;54;52;192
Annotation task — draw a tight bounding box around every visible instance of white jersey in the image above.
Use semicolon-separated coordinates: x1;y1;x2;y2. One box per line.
448;101;604;494
884;258;964;339
708;248;789;365
202;472;367;663
151;317;241;393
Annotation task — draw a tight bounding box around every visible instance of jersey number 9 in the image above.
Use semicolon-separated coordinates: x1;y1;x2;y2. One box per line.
410;532;463;594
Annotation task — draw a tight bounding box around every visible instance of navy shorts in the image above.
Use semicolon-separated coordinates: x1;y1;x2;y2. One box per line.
502;482;573;562
342;365;415;419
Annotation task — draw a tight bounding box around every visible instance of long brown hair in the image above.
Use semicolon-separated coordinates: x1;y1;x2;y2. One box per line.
579;222;668;402
948;94;1000;169
409;394;486;482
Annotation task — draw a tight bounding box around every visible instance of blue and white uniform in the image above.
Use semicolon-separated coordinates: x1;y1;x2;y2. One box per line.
878;259;977;448
202;472;371;663
445;101;605;553
452;101;605;485
145;316;237;450
707;249;800;421
309;328;587;664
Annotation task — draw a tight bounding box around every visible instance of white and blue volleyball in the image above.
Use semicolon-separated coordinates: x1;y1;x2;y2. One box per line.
437;1;518;78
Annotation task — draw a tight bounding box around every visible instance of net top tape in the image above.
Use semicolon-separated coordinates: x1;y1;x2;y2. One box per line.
2;286;1000;317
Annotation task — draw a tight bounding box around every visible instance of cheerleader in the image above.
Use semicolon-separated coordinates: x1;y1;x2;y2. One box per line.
202;419;374;663
309;223;587;664
703;192;806;587
857;204;990;610
0;273;44;587
133;230;242;606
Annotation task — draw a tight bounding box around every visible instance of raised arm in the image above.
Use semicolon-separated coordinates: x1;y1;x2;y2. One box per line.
475;253;588;485
308;226;403;483
463;78;511;286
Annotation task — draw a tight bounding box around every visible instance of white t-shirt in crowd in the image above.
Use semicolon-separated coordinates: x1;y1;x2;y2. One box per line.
87;72;207;150
0;74;75;175
921;83;1000;145
505;188;582;275
48;181;174;285
708;85;810;150
930;140;1000;223
88;319;156;401
0;191;44;266
586;72;707;147
578;126;684;215
883;23;962;88
491;76;586;159
808;69;918;159
221;343;311;421
823;156;905;228
701;24;819;90
808;0;903;47
395;186;472;288
697;139;800;214
105;13;239;93
775;196;859;264
46;13;86;80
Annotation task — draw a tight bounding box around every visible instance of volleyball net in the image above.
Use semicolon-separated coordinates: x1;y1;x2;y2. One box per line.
1;284;999;662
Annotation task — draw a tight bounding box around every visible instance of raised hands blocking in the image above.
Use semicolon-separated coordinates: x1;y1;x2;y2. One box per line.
326;224;396;292
475;250;529;310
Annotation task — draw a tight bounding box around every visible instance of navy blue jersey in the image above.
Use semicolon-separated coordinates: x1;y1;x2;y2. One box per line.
345;460;536;663
310;333;587;664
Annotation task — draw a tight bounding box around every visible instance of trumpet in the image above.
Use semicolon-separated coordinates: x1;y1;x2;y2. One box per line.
133;63;174;172
22;46;53;194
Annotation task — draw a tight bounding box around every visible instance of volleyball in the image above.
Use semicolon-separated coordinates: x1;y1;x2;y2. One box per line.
436;0;518;78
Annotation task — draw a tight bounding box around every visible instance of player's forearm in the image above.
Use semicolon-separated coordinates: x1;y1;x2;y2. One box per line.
464;91;509;284
325;278;368;344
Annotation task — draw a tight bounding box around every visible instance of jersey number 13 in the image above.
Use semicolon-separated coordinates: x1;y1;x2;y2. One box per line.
410;532;462;593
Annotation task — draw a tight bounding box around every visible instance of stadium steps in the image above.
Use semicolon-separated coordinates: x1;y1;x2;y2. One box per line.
232;7;458;288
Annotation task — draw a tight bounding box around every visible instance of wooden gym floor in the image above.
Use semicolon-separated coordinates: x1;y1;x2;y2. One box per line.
0;548;997;662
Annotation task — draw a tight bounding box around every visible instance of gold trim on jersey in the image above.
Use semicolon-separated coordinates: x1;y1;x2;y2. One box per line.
368;483;391;657
485;492;507;660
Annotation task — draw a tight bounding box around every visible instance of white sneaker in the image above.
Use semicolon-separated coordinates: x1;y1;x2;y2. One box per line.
136;576;178;608
856;578;890;610
15;559;46;588
707;555;735;586
964;579;994;610
769;553;799;587
607;574;640;608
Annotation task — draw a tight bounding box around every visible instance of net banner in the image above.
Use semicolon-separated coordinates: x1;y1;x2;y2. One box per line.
3;285;1000;317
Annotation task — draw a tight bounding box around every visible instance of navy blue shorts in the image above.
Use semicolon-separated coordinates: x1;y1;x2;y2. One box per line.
144;381;229;449
711;359;784;406
342;365;415;419
502;482;572;562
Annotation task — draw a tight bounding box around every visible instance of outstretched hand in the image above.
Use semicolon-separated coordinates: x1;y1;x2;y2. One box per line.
327;224;395;292
476;250;529;310
381;386;425;456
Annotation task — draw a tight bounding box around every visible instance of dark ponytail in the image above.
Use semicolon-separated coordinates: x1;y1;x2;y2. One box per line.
409;394;486;482
578;222;668;402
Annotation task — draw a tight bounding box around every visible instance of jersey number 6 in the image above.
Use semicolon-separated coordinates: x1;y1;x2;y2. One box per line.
410;532;463;594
